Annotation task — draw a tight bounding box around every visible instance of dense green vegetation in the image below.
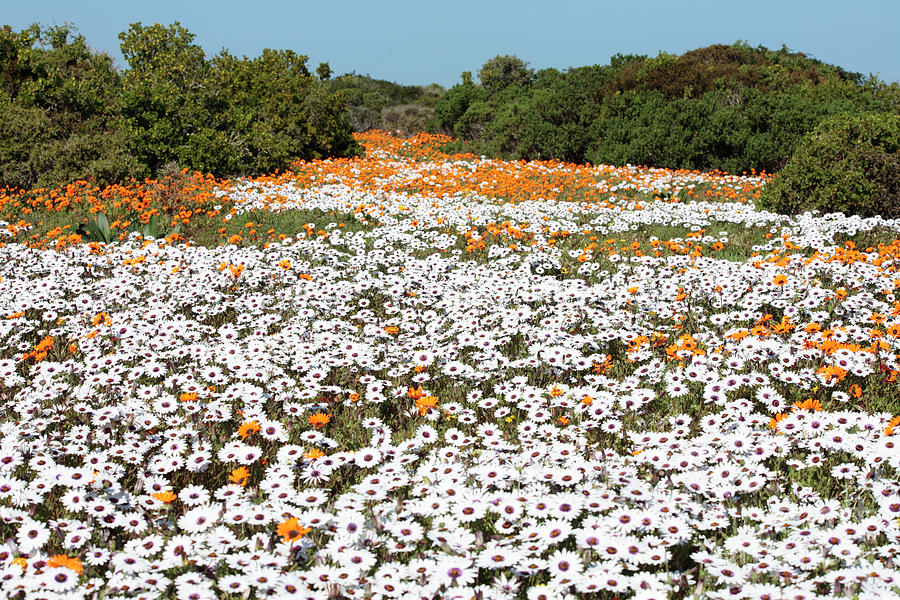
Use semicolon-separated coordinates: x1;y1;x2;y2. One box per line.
758;112;900;218
429;43;900;175
327;73;444;135
0;22;358;190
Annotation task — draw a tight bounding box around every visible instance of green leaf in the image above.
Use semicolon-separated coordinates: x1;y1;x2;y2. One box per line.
95;213;111;241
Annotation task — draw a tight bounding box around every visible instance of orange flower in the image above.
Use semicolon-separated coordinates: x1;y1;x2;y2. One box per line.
768;412;788;431
276;517;311;544
592;358;611;374
581;395;593;406
771;316;795;335
407;386;425;400
885;415;900;436
558;416;570;426
415;395;439;416
179;392;198;403
47;554;84;574
548;385;563;398
816;364;847;383
303;448;325;461
384;325;399;335
308;412;331;429
230;466;250;487
773;274;787;286
238;420;260;440
792;398;822;412
152;491;177;503
849;384;862;398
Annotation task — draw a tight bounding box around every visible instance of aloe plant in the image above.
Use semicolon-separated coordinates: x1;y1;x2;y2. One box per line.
128;215;182;239
75;212;113;243
75;212;182;244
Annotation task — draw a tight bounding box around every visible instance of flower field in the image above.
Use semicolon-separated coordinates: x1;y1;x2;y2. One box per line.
1;131;900;600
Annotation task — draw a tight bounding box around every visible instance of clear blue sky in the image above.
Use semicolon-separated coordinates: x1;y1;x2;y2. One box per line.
4;0;898;87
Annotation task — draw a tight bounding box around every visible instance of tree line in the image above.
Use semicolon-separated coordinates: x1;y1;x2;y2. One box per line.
0;22;358;190
427;45;899;176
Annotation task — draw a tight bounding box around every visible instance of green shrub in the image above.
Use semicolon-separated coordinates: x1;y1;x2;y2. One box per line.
119;24;359;178
430;43;900;173
477;55;533;94
0;22;360;190
429;80;488;136
757;113;900;218
0;24;143;189
327;73;445;133
381;104;434;136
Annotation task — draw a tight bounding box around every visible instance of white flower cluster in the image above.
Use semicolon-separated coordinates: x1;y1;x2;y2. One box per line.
0;137;899;600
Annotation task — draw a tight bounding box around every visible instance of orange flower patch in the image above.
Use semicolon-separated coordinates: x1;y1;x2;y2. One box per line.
768;412;788;431
303;448;325;461
792;398;822;412
885;415;900;436
415;395;439;416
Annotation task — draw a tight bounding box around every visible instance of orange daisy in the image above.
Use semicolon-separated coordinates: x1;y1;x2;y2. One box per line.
276;517;311;544
238;420;260;440
308;412;331;429
230;466;250;487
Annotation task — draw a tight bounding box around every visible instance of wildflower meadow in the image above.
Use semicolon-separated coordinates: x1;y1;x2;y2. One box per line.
0;131;899;600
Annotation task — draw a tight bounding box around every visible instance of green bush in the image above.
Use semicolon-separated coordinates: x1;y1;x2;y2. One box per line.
757;113;900;218
0;24;142;189
477;55;533;94
0;22;360;190
430;43;900;174
119;24;359;178
327;73;445;134
381;104;434;136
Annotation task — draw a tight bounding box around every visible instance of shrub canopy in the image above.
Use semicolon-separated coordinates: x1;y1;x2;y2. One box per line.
0;22;359;189
429;44;900;175
757;113;900;219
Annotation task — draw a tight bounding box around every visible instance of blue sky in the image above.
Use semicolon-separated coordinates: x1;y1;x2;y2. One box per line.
5;0;898;87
